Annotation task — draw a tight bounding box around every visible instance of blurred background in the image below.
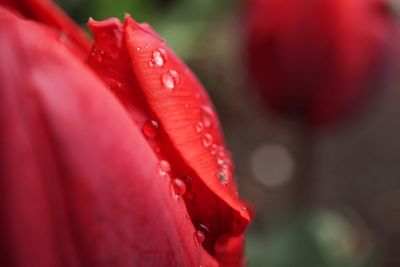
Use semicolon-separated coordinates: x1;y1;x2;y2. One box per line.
57;0;400;266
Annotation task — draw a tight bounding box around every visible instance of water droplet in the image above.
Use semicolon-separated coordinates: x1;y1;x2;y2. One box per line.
197;223;209;233
218;157;233;166
161;70;180;90
201;106;214;128
195;122;204;133
216;146;230;165
171;178;186;198
194;230;205;246
217;166;231;185
202;134;213;147
150;48;167;67
241;206;247;214
159;160;171;176
210;144;218;155
136;46;141;51
142;120;159;138
217;158;225;165
91;48;104;62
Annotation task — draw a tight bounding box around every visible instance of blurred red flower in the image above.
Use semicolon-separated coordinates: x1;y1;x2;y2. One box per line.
245;0;394;127
0;1;251;266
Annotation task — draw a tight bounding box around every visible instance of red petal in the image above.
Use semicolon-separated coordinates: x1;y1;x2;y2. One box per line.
0;8;217;267
0;0;91;59
87;17;251;266
214;235;246;267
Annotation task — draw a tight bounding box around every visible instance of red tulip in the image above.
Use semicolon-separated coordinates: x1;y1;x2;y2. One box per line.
245;0;393;127
0;3;250;267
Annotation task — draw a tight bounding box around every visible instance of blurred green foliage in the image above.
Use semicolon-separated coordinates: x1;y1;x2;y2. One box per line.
56;0;235;59
246;211;378;267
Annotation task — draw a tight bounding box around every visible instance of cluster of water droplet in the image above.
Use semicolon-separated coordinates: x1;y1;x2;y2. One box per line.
195;106;233;186
158;159;171;176
153;136;214;249
156;159;188;199
91;47;105;62
90;41;245;257
137;45;244;251
146;47;181;90
156;157;209;248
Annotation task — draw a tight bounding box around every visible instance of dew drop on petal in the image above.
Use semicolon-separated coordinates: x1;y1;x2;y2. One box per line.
241;206;247;215
210;144;218;155
202;134;213;147
194;230;205;246
201;106;214;128
162;70;180;90
171;178;187;198
159;160;171;176
197;223;210;234
91;48;104;62
142;120;159;138
195;122;204;133
217;166;231;185
216;146;229;165
150;48;167;67
217;157;225;165
217;146;226;157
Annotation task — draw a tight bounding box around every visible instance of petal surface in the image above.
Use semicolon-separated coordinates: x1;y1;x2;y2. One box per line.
0;0;91;59
0;9;217;267
87;17;251;266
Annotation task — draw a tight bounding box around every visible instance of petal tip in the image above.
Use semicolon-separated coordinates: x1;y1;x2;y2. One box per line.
88;17;122;29
123;15;138;27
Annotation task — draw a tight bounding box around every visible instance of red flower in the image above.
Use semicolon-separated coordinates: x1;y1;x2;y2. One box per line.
245;0;393;127
0;2;250;267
